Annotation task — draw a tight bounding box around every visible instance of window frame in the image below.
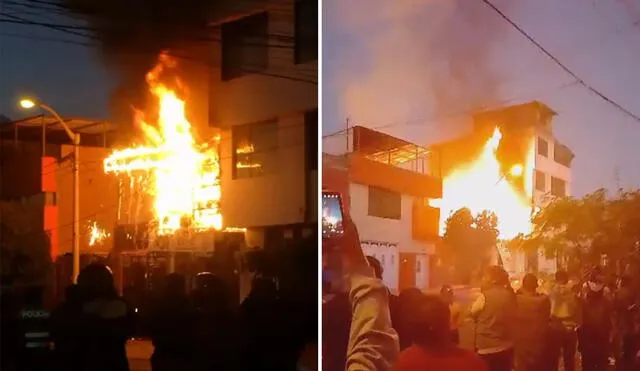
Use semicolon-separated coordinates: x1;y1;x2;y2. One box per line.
367;186;402;220
221;12;269;81
232;119;279;179
550;176;566;197
537;137;549;157
294;0;318;64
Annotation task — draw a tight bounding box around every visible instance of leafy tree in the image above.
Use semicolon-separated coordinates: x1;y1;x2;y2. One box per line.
442;207;499;284
512;188;640;275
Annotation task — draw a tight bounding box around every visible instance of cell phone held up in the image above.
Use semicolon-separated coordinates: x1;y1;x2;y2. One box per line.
322;191;344;244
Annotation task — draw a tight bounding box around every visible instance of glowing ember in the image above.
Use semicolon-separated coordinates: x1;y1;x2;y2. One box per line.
104;53;222;234
432;127;535;239
88;221;110;246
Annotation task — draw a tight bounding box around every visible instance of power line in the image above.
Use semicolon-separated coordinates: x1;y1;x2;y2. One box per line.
481;0;640;123
0;10;317;84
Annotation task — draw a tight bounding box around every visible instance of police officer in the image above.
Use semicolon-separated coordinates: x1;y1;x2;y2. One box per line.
17;285;52;371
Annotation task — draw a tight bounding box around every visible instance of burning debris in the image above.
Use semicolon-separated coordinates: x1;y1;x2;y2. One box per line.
88;221;110;247
104;53;222;235
432;127;535;240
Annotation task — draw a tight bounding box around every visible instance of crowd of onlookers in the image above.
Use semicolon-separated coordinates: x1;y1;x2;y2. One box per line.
1;248;317;371
323;215;640;371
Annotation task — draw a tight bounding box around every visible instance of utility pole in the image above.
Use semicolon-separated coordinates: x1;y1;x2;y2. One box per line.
346;117;350;153
20;98;82;283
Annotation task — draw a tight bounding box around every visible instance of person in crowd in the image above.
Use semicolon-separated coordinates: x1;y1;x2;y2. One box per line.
470;265;517;371
513;273;551;371
394;294;488;371
578;271;613;371
194;272;244;371
16;285;52;371
322;268;352;371
366;255;400;331
396;288;426;350
613;275;639;370
548;270;580;371
340;215;399;371
147;273;196;371
440;285;461;344
52;263;134;371
51;284;84;371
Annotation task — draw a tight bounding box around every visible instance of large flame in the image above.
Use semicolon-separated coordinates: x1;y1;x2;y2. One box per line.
433;127;535;239
104;54;222;234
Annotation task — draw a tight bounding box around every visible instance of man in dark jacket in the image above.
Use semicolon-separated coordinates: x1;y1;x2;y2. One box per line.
514;274;551;371
579;274;613;371
17;285;52;371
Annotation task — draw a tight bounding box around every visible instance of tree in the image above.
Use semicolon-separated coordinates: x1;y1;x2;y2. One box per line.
0;201;52;286
512;188;640;275
442;207;499;284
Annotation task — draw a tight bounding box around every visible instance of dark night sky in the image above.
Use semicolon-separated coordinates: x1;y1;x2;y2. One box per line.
0;9;115;120
323;0;640;196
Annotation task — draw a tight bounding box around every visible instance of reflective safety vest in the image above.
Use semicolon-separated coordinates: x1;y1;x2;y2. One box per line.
19;308;51;350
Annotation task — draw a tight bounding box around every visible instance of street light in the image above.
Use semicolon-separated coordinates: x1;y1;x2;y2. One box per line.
19;98;82;283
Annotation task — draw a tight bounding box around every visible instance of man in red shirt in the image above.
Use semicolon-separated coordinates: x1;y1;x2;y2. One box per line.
394;294;488;371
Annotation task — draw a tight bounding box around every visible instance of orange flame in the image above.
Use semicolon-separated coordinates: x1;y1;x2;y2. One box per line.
88;221;110;246
104;53;222;234
432;127;535;239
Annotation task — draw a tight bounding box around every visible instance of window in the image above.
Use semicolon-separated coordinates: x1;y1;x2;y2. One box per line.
232;120;278;179
390;255;395;265
537;137;549;157
535;170;546;192
221;12;269;80
416;260;422;273
368;186;401;220
304;108;318;170
381;254;386;265
554;142;573;168
294;0;318;64
550;176;566;197
44;192;57;206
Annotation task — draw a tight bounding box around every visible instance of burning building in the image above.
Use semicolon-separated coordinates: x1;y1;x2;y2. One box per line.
323;126;442;293
430;101;574;276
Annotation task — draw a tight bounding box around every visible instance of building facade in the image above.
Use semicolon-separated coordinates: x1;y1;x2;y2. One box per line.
203;0;318;248
323;126;442;293
475;101;574;275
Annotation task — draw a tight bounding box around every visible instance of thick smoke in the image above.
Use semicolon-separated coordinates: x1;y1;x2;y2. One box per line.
330;0;512;142
60;0;221;129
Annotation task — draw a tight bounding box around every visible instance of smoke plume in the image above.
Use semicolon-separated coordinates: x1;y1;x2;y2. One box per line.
329;0;513;142
60;0;224;127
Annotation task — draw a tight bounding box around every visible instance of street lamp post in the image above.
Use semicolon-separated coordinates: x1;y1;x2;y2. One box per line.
20;99;81;283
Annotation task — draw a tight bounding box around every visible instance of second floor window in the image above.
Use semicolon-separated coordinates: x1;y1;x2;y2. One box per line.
294;0;318;64
222;12;269;81
232;120;278;179
368;186;401;220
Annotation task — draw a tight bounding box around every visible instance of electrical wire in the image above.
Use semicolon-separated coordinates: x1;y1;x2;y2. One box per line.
481;0;640;123
0;11;318;84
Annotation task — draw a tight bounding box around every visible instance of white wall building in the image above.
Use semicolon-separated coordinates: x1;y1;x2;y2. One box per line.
323;126;442;293
350;183;435;293
201;0;318;248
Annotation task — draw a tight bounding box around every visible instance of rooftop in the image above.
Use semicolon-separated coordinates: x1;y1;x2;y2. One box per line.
0;115;118;148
